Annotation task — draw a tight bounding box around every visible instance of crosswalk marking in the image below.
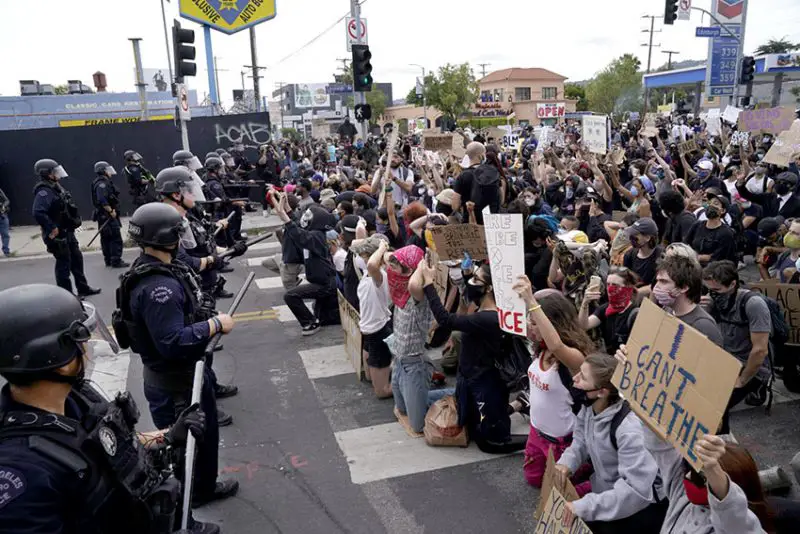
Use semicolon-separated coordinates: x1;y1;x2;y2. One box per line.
247;255;277;267
255;276;285;290
247;242;281;253
299;345;356;380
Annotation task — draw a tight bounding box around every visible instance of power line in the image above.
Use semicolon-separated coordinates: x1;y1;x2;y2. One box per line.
270;1;368;68
477;63;491;78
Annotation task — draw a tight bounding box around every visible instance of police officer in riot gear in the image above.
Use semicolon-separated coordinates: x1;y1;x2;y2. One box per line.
203;157;244;247
114;203;239;510
153;168;242;414
173;150;207;203
124;150;157;208
32;159;101;297
0;283;217;533
92;160;129;268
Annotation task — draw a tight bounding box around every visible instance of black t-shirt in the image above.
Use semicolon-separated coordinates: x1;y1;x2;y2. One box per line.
525;246;553;292
665;211;697;244
592;304;637;355
453;167;477;212
686;221;737;263
586;213;611;242
623;245;663;286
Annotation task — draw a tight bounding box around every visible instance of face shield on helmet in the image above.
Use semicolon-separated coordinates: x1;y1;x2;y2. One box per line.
187;156;203;172
53;165;69;179
76;301;119;385
104;165;117;176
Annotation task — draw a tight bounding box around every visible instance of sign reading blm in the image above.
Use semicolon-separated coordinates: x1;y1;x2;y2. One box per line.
612;300;741;470
179;0;277;35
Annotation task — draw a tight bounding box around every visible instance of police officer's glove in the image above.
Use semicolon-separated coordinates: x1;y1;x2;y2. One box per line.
165;403;206;446
230;241;248;257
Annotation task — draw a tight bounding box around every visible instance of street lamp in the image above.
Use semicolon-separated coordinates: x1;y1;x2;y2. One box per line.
409;63;427;127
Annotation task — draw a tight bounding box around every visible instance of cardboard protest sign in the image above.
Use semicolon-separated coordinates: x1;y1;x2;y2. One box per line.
730;130;751;147
483;207;527;336
678;139;698;155
706;117;722;137
337;291;363;379
423;133;453;152
429;224;488;261
451;132;467;158
537;126;555;151
612;299;742;470
762;122;800;167
535;448;581;521
707;108;721;119
582;115;608;155
750;282;800;346
737;106;796;135
486;127;507;143
534;487;592;534
722;105;742;125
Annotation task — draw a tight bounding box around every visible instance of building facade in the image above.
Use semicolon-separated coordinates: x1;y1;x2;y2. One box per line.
477;68;577;126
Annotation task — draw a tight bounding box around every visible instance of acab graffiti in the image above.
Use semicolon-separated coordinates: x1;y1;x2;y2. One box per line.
214;122;271;146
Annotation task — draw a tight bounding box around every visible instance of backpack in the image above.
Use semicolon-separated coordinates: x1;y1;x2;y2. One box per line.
609;401;632;451
470;164;500;213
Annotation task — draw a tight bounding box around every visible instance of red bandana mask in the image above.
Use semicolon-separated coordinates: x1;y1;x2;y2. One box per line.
682;478;709;506
606;284;635;316
387;245;424;308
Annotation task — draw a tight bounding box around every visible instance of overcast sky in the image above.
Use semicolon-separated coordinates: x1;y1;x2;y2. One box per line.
3;0;799;106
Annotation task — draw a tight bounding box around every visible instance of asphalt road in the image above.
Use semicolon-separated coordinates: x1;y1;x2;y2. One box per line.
1;243;799;533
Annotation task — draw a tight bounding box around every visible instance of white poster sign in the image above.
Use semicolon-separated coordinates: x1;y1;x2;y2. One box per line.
722;105;742;124
294;84;331;109
582;115;608;154
678;0;691;21
537;126;554;152
482;207;527;337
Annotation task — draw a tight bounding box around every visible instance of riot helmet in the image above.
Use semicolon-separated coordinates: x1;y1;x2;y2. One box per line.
155;166;193;195
94;160;117;176
34;158;68;180
205;156;224;173
173;149;202;171
220;151;235;168
205;152;219;160
128;203;184;249
0;284;116;384
124;150;143;164
214;148;226;156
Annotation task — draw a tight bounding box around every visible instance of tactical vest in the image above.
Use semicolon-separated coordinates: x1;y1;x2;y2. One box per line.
0;383;179;534
186;214;212;256
92;176;120;211
113;258;213;387
33;180;82;231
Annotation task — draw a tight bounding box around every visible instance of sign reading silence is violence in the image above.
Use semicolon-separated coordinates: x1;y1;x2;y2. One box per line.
612;300;741;470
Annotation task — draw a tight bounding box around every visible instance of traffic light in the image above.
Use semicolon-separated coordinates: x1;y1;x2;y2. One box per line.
354;103;372;121
740;56;756;84
664;0;679;25
352;44;373;92
172;21;196;83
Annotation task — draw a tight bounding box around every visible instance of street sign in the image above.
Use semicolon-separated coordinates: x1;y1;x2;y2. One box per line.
705;0;748;100
179;0;276;35
696;26;721;37
678;0;691;21
345;17;368;52
327;84;353;94
177;83;191;121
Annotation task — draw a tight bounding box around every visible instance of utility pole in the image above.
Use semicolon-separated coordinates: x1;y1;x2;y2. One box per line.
159;0;174;82
246;26;265;112
661;50;680;70
410;64;427;127
350;0;365;139
275;82;285;131
213;56;229;108
641;15;661;115
129;38;149;120
477;63;491;79
240;71;246;91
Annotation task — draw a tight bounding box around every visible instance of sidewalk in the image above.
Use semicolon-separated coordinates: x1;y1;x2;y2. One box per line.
1;212;283;260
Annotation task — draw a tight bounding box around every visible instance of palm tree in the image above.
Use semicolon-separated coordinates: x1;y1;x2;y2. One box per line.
753;38;800;56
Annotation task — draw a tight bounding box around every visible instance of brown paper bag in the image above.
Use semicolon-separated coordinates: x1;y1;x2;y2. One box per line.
423;396;468;447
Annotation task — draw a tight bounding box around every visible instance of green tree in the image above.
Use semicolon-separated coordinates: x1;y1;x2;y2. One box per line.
424;63;478;121
564;83;588;111
53;84;69;95
753;37;800;55
405;87;424;106
585;54;643;115
281;127;301;141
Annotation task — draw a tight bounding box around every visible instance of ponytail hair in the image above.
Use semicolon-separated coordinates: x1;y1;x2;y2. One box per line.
586;352;621;403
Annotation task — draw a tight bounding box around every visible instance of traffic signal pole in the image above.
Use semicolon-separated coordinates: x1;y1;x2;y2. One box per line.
351;0;365;139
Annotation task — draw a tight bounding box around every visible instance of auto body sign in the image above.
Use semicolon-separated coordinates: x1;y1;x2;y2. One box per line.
180;0;277;35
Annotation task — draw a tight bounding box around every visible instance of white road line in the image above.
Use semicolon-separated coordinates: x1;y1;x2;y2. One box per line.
248;242;281;253
255;276;285;290
299;345;355;379
247;255;278;267
335;415;528;485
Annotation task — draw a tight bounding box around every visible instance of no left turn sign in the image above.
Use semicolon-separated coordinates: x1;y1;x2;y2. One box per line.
345;17;367;51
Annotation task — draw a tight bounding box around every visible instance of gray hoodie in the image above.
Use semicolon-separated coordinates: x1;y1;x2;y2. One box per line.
643;426;766;534
557;401;659;522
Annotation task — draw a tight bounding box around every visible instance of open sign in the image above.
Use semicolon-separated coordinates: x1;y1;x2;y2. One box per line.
536;103;566;119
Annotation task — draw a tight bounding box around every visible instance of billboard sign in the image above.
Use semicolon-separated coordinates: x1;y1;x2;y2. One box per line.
705;0;748;99
294;84;331;109
179;0;277;35
141;68;171;92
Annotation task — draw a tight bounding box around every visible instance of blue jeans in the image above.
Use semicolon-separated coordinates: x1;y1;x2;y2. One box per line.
392;356;449;433
0;215;9;255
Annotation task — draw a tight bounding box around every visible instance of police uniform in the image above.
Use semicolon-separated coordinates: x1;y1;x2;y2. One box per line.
0;283;213;533
123;150;156;208
114;203;238;507
91;161;127;268
203;157;242;247
31;159;99;296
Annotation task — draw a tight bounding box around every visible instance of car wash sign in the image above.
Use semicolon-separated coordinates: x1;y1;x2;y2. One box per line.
179;0;277;34
705;0;748;99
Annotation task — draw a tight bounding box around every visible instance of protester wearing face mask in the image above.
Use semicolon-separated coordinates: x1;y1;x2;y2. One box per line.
687;191;737;265
434;188;460;223
371;153;414;209
580;267;641;355
738;171;800;219
615;347;773;534
554;353;667;533
659;189;697;246
513;281;591;490
524;218;556;291
688;159;726;194
770;220;800;282
652;255;723;345
745;161;774;194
